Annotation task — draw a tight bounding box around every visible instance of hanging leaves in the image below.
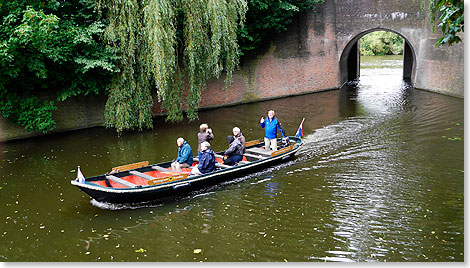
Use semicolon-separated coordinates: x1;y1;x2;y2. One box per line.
98;0;247;133
429;0;464;47
182;0;247;119
100;0;153;133
144;0;178;114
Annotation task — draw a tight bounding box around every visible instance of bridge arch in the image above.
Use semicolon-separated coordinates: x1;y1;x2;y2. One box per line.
339;28;417;86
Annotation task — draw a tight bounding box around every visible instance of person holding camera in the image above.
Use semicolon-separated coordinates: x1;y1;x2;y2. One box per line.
197;123;214;158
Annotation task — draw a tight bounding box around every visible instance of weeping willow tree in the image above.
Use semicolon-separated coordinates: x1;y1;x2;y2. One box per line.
97;0;247;133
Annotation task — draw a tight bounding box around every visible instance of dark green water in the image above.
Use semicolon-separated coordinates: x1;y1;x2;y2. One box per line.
0;56;464;262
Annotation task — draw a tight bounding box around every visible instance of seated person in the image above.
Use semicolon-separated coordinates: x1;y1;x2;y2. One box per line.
191;142;216;175
232;127;246;153
223;135;243;166
171;137;193;172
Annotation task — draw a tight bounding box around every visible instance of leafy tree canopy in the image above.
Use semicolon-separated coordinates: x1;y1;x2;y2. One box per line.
98;0;247;133
360;31;404;56
0;0;324;134
430;0;464;47
238;0;324;55
0;0;117;133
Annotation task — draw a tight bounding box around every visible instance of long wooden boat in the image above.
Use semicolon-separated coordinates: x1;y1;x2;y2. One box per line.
71;136;303;204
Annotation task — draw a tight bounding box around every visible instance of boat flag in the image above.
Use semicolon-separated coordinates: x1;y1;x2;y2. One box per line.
295;118;305;138
77;166;85;183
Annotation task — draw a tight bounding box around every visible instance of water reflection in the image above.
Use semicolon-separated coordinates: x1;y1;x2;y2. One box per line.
0;56;463;262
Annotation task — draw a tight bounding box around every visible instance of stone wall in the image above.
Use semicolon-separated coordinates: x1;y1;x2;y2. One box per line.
0;94;107;142
0;0;463;141
333;0;464;97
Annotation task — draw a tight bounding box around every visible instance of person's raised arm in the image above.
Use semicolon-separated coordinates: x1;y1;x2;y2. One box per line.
207;129;214;140
277;121;286;138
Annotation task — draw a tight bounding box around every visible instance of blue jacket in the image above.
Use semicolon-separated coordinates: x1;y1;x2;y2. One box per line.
260;117;286;139
198;149;216;174
176;141;193;165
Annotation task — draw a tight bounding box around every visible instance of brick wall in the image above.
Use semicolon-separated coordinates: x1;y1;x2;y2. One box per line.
0;0;463;141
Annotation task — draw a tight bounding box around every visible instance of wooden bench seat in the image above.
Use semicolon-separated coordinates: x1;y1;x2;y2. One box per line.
112;161;149;172
246;147;272;156
243;153;266;160
106;175;137;188
129;170;157;181
152;165;171;172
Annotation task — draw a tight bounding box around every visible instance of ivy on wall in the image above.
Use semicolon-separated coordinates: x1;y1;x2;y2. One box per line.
429;0;464;47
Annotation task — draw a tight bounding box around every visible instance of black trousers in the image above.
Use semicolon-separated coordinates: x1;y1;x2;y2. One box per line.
223;155;243;166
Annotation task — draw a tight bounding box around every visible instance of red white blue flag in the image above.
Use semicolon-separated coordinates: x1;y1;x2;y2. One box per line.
295;118;305;138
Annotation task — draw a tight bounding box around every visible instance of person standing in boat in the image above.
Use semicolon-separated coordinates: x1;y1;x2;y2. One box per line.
197;123;214;158
223;135;244;166
191;141;216;175
171;137;193;172
260;110;286;151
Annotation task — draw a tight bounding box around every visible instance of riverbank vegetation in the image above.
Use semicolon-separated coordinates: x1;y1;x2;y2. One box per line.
0;1;117;133
0;0;323;133
360;31;404;56
1;0;462;134
429;0;464;47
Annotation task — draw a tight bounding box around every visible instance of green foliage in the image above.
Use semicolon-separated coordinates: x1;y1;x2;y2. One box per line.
430;0;464;47
99;0;247;133
360;31;404;56
238;0;324;55
0;0;324;134
0;1;117;133
98;0;153;133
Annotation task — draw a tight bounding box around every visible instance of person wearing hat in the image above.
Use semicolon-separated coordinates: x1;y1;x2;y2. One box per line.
223;134;244;166
191;141;216;175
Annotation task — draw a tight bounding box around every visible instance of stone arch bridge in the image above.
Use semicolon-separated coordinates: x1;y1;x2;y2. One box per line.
198;0;464;110
0;0;464;141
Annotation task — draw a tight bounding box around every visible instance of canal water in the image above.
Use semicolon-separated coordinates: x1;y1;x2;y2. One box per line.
0;56;464;262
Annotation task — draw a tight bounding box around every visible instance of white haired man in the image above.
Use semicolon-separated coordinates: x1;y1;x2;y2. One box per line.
191;141;216;175
260;110;286;151
232;126;246;153
171;137;193;172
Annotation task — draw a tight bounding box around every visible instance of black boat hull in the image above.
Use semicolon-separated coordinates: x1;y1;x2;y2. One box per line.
71;137;302;204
